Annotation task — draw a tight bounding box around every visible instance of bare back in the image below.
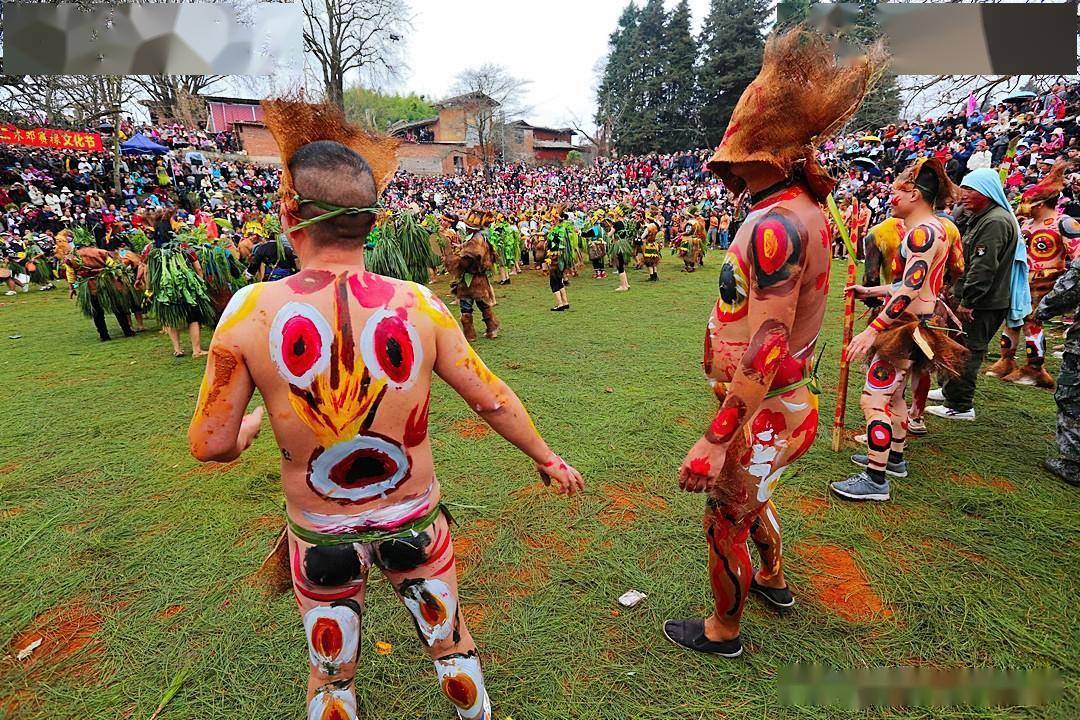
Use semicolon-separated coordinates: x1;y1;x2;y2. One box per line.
192;268;483;534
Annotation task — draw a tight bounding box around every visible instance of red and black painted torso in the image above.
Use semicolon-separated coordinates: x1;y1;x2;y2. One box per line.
704;185;829;398
1024;215;1072;299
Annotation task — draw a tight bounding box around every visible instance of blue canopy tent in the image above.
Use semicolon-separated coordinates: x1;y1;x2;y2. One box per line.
120;133;169;156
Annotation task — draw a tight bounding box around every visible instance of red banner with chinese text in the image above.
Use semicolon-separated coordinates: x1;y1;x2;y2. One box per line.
0;125;104;152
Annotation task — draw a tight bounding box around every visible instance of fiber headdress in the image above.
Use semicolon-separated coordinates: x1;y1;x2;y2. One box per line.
1018;159;1072;216
262;97;400;233
894;157;958;211
707;28;885;202
463;208;495;231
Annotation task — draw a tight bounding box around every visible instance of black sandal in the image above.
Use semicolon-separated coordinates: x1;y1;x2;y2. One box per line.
662;619;743;658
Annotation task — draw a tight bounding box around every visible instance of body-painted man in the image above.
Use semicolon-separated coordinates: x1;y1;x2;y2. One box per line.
445;209;500;341
986;160;1079;388
861;213;964;437
664;29;881;658
188;100;583;720
834;158;968;501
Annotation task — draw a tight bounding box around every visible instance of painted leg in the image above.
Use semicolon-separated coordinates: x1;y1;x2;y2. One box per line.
749;500;784;588
887;368;911;462
990;327;1020;378
377;515;490;720
910;369;931;420
289;532;370;720
860;355;901;474
1015;319;1056;389
703;501;753;641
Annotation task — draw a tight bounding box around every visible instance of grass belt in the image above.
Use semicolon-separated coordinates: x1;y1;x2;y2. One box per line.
764;342;826;399
288;502;444;546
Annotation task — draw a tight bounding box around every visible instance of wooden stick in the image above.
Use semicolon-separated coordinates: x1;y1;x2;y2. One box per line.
832;257;858;452
825;193;858;452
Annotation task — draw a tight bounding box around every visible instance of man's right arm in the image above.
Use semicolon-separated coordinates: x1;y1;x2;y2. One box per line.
958;216;1010;308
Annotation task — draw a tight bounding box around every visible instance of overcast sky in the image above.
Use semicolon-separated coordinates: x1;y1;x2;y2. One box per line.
395;0;711;130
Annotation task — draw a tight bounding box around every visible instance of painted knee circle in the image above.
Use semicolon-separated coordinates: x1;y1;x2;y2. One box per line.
400;577;458;646
435;651;491;720
304;602;361;676
308;686;357;720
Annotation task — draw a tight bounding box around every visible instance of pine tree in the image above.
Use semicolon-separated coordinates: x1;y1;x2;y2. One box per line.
850;0;899;129
696;0;768;147
660;0;698;151
597;3;646;155
633;0;669;154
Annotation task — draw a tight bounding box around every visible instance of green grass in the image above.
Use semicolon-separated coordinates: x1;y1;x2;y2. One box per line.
0;258;1076;720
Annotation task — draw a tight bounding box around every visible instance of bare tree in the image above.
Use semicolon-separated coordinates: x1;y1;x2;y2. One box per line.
72;77;141;195
902;75;1073;118
301;0;409;110
452;64;531;176
132;75;225;126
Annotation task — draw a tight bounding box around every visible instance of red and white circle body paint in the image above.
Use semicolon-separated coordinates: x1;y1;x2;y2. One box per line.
270;302;333;387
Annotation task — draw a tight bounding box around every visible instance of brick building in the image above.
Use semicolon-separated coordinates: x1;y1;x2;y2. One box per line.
390;92;578;175
203;96;279;162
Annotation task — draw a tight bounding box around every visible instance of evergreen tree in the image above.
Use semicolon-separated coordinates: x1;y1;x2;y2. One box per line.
634;0;669;154
696;0;768;147
661;0;698;151
596;3;645;155
850;0;899;129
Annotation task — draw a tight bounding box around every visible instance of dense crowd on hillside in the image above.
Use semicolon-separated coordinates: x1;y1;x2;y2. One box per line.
3;81;1079;278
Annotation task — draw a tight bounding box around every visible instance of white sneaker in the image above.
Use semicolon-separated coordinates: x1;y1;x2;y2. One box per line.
926;405;975;421
927;388;945;402
4;291;15;296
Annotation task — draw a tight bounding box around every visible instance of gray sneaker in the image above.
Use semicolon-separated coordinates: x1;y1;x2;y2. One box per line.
850;453;908;478
830;472;891;502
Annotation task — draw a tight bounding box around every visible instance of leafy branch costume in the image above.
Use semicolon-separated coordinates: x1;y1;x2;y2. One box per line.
146;241;217;330
445;209;500;341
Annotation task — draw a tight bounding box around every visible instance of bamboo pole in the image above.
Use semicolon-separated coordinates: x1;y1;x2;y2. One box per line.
832;257;858;451
825;194;859;452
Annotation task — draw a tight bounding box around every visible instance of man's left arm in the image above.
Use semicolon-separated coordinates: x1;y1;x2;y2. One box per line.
188;329;261;463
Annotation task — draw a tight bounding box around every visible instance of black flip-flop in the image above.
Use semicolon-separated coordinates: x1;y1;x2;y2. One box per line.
662;619;743;658
750;577;795;609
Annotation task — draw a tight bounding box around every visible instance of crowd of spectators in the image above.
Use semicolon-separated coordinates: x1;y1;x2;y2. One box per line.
3;81;1079;266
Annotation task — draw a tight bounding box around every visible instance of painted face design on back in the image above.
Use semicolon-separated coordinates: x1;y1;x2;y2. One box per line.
270;273;424;506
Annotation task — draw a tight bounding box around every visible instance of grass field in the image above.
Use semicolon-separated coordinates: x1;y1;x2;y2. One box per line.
1;257;1076;720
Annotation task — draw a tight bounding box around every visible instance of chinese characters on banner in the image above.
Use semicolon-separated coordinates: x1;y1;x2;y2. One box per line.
0;125;104;152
